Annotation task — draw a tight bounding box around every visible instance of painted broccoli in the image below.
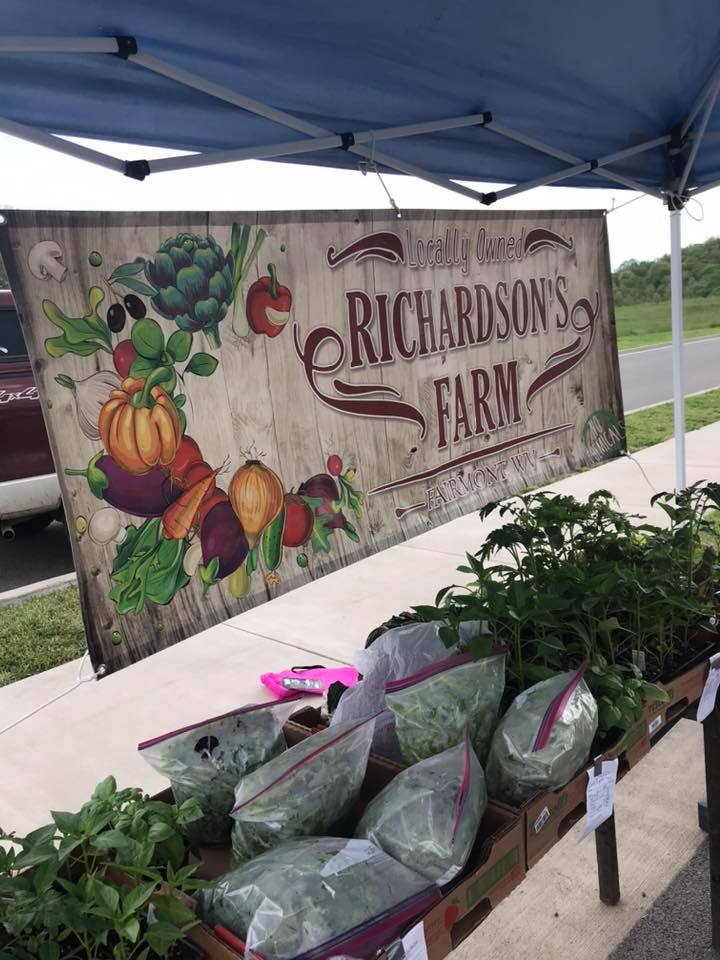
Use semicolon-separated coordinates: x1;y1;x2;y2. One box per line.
145;233;234;349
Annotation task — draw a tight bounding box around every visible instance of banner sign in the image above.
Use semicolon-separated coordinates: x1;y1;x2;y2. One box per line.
1;210;623;673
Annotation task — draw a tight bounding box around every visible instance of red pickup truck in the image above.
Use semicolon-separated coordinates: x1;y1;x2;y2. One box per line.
0;290;62;538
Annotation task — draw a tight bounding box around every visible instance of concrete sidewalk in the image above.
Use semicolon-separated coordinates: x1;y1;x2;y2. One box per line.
1;422;719;957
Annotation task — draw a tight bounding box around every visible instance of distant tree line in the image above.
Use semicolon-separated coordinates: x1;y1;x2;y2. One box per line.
613;236;720;306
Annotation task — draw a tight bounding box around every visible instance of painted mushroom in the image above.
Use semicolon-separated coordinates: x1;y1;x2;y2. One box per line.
28;240;67;282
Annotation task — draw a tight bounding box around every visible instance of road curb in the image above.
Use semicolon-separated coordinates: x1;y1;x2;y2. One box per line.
0;571;77;607
625;384;720;415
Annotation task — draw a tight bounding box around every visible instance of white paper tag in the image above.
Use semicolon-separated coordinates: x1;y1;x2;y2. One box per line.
533;807;550;834
631;649;647;674
648;714;663;737
401;922;429;960
579;758;619;842
697;654;720;723
320;840;381;877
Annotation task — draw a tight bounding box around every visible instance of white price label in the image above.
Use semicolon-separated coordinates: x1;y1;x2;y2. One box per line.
401;922;429;960
579;758;618;842
533;807;550;834
697;654;720;723
648;714;663;737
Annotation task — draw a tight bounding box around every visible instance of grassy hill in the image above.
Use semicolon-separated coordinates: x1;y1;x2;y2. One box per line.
615;295;720;351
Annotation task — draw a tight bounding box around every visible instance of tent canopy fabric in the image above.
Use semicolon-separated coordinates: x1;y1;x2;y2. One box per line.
2;1;720;200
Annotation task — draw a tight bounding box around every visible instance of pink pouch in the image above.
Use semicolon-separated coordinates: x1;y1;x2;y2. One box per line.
261;664;359;699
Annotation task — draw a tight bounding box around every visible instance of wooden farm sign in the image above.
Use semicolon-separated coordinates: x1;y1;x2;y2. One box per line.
1;210;623;673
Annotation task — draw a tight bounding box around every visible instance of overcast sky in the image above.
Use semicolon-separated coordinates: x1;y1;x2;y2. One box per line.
1;132;718;270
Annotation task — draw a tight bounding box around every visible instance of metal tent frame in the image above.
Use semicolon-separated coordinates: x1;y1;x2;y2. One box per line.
2;36;720;489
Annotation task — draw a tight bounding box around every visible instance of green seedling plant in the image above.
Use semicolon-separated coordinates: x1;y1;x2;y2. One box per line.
0;776;207;960
417;487;720;740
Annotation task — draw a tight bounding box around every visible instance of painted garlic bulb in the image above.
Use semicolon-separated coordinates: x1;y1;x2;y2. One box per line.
55;369;122;441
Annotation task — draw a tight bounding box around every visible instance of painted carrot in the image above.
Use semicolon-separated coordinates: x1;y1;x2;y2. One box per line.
162;467;221;540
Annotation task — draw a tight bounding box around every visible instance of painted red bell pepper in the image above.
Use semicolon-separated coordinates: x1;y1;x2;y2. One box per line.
245;263;292;338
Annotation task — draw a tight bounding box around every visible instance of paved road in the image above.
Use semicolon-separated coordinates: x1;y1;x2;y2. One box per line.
0;520;74;593
2;335;720;594
620;335;720;412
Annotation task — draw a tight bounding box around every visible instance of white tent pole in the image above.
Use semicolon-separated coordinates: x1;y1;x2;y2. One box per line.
0;115;125;173
151;111;490;175
691;173;720;195
682;61;720;138
488;156;665;204
131;53;487;202
669;206;686;491
489;161;594;202
677;77;720;195
0;36;119;53
599;170;664;198
484;121;666;197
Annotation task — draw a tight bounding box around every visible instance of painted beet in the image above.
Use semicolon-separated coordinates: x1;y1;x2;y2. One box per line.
298;473;339;502
201;500;249;578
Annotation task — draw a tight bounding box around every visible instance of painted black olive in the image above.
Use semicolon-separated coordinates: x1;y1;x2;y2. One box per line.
107;303;126;333
123;294;147;319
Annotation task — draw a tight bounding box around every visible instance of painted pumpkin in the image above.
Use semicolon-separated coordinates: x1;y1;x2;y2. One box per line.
229;460;284;545
99;374;182;475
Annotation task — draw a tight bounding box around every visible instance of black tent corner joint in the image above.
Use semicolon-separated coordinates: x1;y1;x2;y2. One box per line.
124;159;150;181
113;36;138;60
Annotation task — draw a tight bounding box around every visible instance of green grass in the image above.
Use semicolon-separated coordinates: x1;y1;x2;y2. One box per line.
625;388;720;452
616;296;720;351
0;585;86;687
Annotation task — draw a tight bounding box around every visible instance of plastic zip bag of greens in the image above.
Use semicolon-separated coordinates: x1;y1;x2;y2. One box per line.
385;650;506;765
334;621;485;762
231;717;375;863
200;837;441;960
354;619;484;682
485;663;598;806
355;730;487;884
330;652;403;761
138;697;300;845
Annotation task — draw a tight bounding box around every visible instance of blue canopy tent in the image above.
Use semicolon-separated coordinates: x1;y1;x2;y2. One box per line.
1;3;720;480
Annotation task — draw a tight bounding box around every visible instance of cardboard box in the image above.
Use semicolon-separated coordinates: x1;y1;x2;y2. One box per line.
159;718;524;960
190;803;524;960
405;803;524;960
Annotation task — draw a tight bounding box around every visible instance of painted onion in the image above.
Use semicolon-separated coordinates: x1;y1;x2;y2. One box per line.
228;460;284;546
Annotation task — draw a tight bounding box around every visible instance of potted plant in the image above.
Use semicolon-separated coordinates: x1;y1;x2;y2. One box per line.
0;776;207;960
405;485;720;747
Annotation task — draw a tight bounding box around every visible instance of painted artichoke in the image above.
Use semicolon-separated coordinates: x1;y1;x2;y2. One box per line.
145;234;233;349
